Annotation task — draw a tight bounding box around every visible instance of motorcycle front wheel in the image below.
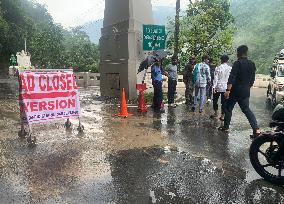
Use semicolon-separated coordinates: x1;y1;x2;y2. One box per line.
249;134;284;185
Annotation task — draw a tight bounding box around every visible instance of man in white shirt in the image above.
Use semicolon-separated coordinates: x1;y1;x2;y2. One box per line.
211;55;232;120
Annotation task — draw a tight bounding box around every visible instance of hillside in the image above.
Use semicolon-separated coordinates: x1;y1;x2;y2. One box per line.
80;1;284;75
231;0;284;74
81;6;175;44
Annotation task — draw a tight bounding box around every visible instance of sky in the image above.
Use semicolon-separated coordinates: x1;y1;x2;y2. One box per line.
35;0;189;28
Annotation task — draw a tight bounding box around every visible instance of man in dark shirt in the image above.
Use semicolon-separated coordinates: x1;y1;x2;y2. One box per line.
183;57;196;105
206;58;216;103
219;45;261;138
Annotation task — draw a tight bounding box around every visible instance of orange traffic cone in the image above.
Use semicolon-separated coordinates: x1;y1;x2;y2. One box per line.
115;88;131;118
137;91;148;113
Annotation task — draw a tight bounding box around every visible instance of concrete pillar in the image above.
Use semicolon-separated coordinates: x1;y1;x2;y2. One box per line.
99;0;154;100
83;72;89;88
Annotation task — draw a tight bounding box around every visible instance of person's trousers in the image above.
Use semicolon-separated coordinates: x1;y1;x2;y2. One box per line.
207;84;213;99
153;80;163;110
224;97;259;130
213;92;226;114
185;82;194;104
193;86;206;110
168;79;177;104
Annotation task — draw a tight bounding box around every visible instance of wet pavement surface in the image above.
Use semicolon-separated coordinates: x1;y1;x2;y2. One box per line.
0;79;284;203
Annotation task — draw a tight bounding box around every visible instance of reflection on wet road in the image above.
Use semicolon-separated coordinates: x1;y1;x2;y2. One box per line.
0;82;284;203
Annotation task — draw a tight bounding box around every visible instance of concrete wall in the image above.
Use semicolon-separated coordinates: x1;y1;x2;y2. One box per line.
74;72;100;87
254;74;270;88
74;72;270;90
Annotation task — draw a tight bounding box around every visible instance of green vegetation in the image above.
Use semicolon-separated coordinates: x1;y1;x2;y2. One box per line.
167;0;235;69
231;0;284;74
144;92;154;104
0;0;99;72
1;0;283;75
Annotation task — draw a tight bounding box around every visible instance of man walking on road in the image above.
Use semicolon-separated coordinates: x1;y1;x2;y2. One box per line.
192;55;211;113
165;56;178;108
183;57;196;105
211;55;232;120
219;45;261;138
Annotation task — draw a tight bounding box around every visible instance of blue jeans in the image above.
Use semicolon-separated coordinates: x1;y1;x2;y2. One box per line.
224;97;259;130
193;86;206;110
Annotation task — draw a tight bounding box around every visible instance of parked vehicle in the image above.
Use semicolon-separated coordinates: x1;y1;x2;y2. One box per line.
267;56;284;106
250;104;284;185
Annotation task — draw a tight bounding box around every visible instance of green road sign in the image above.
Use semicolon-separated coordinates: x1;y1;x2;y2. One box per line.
143;24;166;51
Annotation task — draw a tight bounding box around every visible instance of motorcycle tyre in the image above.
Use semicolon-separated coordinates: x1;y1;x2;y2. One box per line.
249;134;284;185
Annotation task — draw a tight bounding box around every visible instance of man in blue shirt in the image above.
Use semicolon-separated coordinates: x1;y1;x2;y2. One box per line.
151;60;164;112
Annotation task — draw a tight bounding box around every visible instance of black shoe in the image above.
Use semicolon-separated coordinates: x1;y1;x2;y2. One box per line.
199;109;203;113
191;107;195;112
250;130;261;139
218;126;229;132
154;109;165;113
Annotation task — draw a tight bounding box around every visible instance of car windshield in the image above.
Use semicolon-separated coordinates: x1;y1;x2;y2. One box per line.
277;64;284;77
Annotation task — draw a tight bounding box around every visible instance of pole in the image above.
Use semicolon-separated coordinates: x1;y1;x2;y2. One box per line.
174;0;180;59
24;38;27;53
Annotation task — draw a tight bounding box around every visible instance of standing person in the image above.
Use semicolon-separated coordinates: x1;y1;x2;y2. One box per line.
165;56;178;108
151;60;164;113
211;55;232;120
206;58;216;103
220;45;261;138
183;57;196;105
192;55;211;113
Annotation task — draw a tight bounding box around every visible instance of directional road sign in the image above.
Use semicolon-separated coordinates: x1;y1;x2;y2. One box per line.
143;24;166;51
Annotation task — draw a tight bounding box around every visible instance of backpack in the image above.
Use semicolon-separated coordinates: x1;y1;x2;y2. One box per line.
192;64;199;84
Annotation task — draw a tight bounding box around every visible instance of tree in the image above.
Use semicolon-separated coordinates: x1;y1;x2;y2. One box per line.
29;22;65;68
167;0;234;69
63;28;99;72
0;0;100;72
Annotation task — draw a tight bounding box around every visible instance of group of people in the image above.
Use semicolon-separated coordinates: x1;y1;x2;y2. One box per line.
151;45;261;138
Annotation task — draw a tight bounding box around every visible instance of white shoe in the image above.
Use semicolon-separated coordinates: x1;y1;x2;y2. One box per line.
207;99;211;103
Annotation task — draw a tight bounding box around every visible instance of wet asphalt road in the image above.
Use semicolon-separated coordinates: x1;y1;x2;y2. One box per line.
0;80;284;204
